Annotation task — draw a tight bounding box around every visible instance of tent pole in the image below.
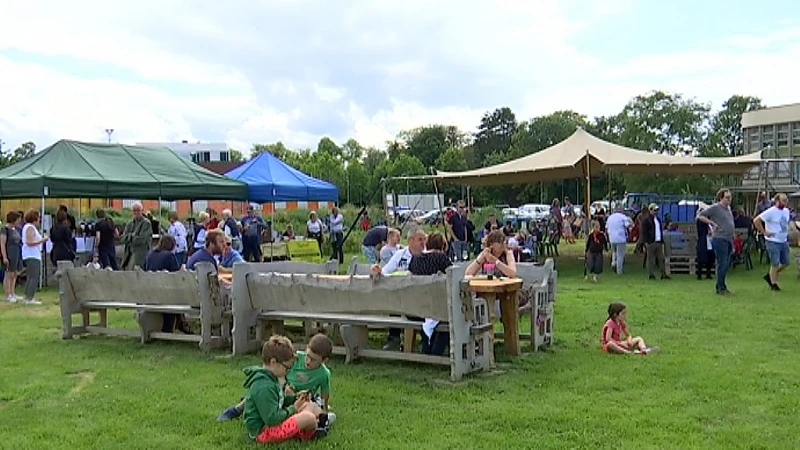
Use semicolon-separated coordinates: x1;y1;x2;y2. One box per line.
607;169;612;204
271;202;274;261
158;196;163;235
40;192;46;290
585;151;591;223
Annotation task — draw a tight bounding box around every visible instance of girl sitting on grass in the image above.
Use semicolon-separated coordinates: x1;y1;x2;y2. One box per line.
601;302;659;355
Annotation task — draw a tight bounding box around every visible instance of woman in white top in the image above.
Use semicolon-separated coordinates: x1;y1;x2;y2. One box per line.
306;211;324;253
21;210;48;305
193;212;209;252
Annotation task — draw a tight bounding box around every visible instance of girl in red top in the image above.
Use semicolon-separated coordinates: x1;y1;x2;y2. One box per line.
601;302;658;355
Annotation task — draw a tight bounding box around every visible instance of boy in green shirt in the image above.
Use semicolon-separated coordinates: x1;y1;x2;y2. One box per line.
218;333;334;423
240;335;331;443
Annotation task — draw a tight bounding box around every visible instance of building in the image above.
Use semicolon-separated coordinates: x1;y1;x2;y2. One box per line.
738;103;800;195
136;141;231;163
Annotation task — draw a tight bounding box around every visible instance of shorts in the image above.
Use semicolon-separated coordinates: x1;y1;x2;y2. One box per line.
255;415;315;443
765;240;790;266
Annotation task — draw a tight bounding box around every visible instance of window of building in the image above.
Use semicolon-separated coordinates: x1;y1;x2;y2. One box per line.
793;122;800;146
219;151;230;162
191;152;211;163
777;123;789;147
762;126;774;149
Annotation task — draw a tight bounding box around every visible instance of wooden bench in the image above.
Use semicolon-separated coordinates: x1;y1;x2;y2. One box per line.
232;263;494;381
57;261;229;350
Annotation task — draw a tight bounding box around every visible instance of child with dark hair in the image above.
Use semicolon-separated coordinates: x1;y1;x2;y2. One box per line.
585;220;608;283
601;302;658;355
219;333;336;432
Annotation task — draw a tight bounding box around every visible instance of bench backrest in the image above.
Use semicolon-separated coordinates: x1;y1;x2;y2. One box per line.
347;256;374;276
237;265;466;321
59;261;209;307
516;259;556;306
242;260;339;275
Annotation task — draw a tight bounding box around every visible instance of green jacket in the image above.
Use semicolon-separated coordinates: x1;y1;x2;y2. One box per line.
242;366;297;439
121;217;151;269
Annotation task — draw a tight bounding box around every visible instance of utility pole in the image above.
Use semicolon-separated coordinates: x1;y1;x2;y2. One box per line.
104;129;114;143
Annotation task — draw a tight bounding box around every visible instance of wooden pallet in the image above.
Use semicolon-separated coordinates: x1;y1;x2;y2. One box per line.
665;256;696;275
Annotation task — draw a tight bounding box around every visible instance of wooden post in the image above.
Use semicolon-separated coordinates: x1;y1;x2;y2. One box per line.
585;151;591;220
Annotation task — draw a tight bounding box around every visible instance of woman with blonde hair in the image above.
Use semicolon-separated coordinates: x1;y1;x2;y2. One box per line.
466;230;517;278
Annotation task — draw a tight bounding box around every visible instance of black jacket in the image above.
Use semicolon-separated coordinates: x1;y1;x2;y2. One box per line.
641;215;663;244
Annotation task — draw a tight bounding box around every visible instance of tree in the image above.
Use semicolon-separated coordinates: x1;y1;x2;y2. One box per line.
229;149;245;162
0;141;36;168
363;147;387;173
617;91;712;156
317;137;343;159
474;107;517;164
711;95;764;156
341;138;364;162
510;110;588;158
251;142;301;166
399;125;463;169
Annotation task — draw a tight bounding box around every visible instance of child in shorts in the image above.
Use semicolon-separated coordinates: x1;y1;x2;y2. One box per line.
218;333;334;424
601;302;659;355
237;335;332;443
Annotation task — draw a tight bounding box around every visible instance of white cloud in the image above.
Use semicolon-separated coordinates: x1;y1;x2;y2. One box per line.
0;0;799;155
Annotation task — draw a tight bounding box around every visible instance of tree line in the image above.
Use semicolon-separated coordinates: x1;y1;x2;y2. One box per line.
245;91;764;207
1;91;764;208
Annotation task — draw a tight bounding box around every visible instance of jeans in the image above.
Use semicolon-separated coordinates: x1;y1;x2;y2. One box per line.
174;251;186;266
362;245;378;264
611;242;626;274
242;236;262;262
331;231;344;264
23;258;40;299
711;238;732;293
98;246;119;270
451;240;469;262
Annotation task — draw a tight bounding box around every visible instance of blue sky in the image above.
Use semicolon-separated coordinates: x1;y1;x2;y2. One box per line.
1;0;799;153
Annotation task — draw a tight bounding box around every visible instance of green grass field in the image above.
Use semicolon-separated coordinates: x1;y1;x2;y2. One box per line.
1;245;799;449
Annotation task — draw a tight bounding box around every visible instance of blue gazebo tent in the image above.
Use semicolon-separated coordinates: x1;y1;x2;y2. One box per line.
224;151;339;203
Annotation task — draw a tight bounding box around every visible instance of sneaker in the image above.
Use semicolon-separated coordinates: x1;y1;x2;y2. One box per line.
661;275;671;280
22;299;42;305
312;428;329;439
591;275;598;283
5;295;16;303
321;411;336;428
216;405;242;421
645;346;661;354
763;274;773;288
771;284;781;291
648;275;656;280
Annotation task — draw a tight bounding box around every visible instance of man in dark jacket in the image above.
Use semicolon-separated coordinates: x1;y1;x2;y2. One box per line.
641;203;669;280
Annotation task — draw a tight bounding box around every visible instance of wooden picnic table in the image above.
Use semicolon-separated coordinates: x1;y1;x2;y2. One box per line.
467;277;523;363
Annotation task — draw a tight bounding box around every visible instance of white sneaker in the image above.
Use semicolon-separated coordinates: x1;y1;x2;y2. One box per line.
324;411;336;428
22;299;42;305
12;294;22;301
5;295;16;303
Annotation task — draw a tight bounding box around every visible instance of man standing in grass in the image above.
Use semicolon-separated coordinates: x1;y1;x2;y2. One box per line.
697;189;735;296
753;193;790;291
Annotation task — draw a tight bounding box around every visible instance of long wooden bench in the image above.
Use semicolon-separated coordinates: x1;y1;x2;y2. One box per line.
57;261;229;350
232;263;494;381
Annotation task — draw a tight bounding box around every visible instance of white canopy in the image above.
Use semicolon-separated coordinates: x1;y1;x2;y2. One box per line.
436;128;762;186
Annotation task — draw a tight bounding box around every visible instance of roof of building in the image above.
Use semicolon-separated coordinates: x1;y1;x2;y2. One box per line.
198;161;245;175
741;103;800;128
137;142;228;153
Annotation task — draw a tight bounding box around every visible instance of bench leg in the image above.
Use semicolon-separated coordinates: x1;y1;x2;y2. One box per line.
403;329;416;353
136;311;163;344
340;324;367;364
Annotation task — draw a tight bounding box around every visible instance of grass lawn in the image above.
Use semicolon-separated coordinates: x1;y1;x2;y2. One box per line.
2;245;800;449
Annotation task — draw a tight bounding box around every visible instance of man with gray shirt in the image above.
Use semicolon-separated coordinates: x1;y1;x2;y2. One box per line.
697;189;735;296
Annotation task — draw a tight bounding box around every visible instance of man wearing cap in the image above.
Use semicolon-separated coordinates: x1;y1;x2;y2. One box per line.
240;206;265;262
697;189;735;295
641;203;669;280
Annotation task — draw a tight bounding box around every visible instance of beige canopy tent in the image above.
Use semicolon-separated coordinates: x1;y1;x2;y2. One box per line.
436;128;763;186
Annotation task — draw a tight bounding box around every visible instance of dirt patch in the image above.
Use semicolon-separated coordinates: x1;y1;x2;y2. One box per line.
66;370;96;397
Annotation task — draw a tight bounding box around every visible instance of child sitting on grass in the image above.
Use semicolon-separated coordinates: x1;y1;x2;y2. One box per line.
226;335;334;443
601;302;659;355
218;333;335;423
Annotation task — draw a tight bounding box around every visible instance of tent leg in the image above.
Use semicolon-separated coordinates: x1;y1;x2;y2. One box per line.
585;151;591;224
40;195;45;290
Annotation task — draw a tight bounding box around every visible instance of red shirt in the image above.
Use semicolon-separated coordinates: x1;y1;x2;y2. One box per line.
601;318;627;345
206;218;219;230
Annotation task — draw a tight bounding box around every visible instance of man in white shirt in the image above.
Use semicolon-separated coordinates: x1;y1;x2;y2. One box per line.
371;227;428;350
754;193;790;291
329;207;345;264
605;205;632;274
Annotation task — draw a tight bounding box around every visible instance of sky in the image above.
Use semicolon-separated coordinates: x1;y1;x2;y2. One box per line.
1;0;799;153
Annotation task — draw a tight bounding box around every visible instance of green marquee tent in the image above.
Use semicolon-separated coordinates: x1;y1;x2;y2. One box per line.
0;140;248;200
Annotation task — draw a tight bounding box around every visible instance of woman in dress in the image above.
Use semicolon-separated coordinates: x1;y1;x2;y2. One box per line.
1;211;24;302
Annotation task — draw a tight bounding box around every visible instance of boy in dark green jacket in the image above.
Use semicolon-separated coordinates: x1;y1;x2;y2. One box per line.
242;335;327;443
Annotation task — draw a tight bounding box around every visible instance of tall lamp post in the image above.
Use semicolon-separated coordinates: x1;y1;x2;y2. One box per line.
104;128;114;143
